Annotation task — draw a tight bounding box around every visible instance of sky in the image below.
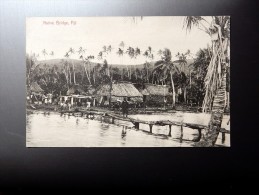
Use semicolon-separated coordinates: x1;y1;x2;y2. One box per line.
26;16;212;65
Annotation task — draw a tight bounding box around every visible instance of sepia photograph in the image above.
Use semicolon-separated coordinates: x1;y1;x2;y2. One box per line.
26;16;230;147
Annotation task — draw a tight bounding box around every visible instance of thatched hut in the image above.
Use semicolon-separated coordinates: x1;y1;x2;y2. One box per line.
65;85;94;106
27;82;44;104
139;83;172;106
67;85;86;95
95;82;143;106
30;82;44;94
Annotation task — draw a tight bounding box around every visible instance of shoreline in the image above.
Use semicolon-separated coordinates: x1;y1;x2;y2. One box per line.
26;103;230;115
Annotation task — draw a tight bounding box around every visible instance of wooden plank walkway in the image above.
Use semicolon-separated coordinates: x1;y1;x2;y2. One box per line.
60;110;229;142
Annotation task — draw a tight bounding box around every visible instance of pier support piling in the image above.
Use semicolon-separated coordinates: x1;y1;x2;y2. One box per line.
149;124;153;133
168;125;172;136
180;125;183;140
222;132;225;143
112;117;115;124
135;122;139;130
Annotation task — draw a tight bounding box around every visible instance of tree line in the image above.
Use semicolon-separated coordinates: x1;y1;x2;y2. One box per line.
26;43;211;109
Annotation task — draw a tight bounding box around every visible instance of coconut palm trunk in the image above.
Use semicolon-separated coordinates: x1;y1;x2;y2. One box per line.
170;71;176;108
72;61;76;84
197;73;226;146
83;62;91;85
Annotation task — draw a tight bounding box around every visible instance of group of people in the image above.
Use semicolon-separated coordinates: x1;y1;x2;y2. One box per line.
27;93;55;105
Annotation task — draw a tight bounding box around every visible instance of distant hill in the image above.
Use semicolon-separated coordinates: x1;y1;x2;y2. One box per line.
33;58;194;74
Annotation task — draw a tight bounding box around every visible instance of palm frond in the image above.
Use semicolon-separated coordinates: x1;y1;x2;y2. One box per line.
183;16;204;31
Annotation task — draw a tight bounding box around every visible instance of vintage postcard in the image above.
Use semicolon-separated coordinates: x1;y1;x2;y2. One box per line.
26;16;230;147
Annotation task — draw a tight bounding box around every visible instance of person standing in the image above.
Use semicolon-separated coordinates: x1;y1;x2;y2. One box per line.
86;100;91;110
121;97;129;117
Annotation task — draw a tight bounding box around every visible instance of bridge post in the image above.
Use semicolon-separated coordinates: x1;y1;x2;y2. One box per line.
222;132;225;143
149;124;153;133
180;125;183;141
111;117;115;124
168;125;172;136
135;122;139;130
193;128;202;142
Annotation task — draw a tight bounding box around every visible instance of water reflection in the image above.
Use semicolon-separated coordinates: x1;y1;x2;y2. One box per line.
121;126;127;140
26;111;230;147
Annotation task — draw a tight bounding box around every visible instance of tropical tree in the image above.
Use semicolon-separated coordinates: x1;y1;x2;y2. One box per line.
68;47;76;84
49;51;54;57
143;46;154;83
42;49;48;60
97;50;109;77
117;48;124;79
157;49;163;57
26;53;39;88
126;46;135;80
78;47;92;85
153;48;180;108
175;51;190;103
62;53;72;88
184;16;230;146
104;45;112;76
64;52;72;85
119;41;125;49
133;47;141;80
80;56;94;85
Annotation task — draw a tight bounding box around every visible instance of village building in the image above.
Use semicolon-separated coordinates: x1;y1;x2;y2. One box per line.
59;85;94;107
139;83;172;106
94;82;143;107
28;82;44;104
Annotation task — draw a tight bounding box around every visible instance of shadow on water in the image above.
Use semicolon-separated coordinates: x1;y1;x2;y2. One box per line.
98;123;110;138
121;126;127;140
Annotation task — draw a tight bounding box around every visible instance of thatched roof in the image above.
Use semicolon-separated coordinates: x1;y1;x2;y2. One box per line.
142;84;171;96
139;88;150;96
67;85;86;95
95;83;143;97
30;82;44;93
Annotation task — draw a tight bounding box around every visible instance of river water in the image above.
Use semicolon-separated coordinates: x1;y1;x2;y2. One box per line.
26;111;230;147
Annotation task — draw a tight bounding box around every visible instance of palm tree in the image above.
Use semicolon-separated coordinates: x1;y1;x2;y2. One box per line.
117;48;124;79
184;16;230;146
68;47;76;84
157;49;163;57
97;51;103;61
117;42;126;79
78;47;92;85
64;52;72;85
105;45;113;76
134;47;141;79
126;46;135;80
49;51;54;57
119;41;125;49
26;53;39;89
82;57;92;85
153;48;180;108
42;49;48;60
61;55;70;90
191;48;211;107
87;55;94;84
143;47;154;83
175;51;189;103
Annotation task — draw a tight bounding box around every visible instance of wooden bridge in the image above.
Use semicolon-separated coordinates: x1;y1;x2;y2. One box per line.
60;110;230;143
